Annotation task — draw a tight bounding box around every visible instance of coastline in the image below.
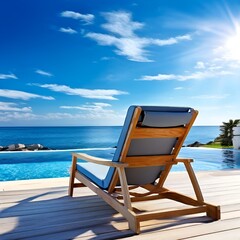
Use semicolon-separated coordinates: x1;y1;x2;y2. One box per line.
0;143;233;152
0;147;113;154
0;146;235;154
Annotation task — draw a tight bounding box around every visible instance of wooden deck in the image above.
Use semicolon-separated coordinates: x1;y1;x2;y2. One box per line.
1;170;240;240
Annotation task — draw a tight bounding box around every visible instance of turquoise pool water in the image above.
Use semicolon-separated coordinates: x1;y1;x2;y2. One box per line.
0;147;240;181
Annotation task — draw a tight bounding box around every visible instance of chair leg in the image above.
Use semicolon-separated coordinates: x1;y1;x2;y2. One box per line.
207;204;221;220
117;167;132;210
183;161;221;220
156;164;173;188
184;161;204;202
128;218;140;234
68;156;77;196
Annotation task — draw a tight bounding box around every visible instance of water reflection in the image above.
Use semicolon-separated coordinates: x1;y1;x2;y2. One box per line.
222;149;240;169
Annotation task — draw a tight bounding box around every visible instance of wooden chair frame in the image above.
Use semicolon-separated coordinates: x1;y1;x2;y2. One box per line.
69;107;220;234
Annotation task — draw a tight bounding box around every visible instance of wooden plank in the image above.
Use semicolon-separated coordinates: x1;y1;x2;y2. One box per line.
0;216;129;240
68;155;77;196
129;217;240;240
184;161;204;202
0;187;96;203
0;205;116;226
117;167;132;209
137;206;207;222
71;152;128;167
124;155;174;167
0;177;69;191
183;229;240;240
8;221;133;240
171;110;198;157
132;127;185;138
0;198;107;217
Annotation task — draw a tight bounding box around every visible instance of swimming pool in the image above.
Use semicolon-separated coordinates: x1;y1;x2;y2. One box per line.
0;147;240;181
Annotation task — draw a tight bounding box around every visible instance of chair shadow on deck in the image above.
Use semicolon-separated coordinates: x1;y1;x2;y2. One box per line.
0;189;134;240
1;187;216;240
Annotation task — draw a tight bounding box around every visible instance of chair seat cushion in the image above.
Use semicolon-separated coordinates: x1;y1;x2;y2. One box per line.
76;162;113;189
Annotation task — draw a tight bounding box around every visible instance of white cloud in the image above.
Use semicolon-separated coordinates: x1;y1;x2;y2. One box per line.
227;62;240;69
42;111;124;122
59;27;77;34
94;102;111;107
0;102;125;124
0;73;17;80
149;34;191;46
60;102;113;113
0;112;38;122
0;102;32;112
85;11;191;62
101;11;144;37
0;89;54;100
175;35;192;41
139;69;232;81
174;87;184;90
43;112;77;120
194;61;205;69
86;32;152;62
100;56;112;61
61;11;94;24
0;104;126;125
34;83;128;100
139;74;176;81
35;69;53;77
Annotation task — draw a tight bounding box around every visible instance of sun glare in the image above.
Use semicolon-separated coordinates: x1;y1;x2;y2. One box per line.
224;23;240;61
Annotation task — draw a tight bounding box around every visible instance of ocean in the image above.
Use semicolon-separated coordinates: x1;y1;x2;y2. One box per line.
0;126;219;150
1;126;240;181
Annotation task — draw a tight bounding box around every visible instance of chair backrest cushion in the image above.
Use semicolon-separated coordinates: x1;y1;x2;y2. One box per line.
101;106;136;188
141;111;192;127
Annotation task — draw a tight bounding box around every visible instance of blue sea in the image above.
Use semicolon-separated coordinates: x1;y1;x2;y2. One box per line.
0;126;240;181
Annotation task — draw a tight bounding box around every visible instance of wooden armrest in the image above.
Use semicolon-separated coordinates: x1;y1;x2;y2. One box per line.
72;152;128;168
176;158;194;163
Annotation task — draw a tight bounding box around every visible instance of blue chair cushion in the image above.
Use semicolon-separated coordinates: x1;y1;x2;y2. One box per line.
142;111;192;127
76;162;111;189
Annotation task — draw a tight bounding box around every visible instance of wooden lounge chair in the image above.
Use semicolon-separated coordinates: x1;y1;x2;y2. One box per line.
69;106;220;234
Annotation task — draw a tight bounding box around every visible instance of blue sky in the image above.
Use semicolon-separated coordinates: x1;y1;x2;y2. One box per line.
0;0;240;126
